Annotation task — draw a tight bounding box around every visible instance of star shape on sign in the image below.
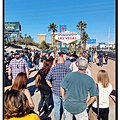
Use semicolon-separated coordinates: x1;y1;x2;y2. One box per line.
61;26;65;31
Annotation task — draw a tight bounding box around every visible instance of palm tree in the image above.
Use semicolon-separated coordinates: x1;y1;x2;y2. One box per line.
48;22;58;47
72;40;77;51
17;33;23;44
23;34;28;45
76;21;87;52
69;43;72;52
82;31;90;51
27;35;34;43
24;34;27;38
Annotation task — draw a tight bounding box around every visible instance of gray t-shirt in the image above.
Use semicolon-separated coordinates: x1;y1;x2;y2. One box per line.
60;71;98;114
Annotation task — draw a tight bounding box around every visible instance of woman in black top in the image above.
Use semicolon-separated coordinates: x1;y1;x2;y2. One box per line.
35;59;53;116
98;51;103;67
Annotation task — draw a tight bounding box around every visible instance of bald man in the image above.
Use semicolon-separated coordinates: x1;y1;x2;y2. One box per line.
46;56;71;120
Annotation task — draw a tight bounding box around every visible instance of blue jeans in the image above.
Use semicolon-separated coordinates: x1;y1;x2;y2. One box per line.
105;59;108;64
53;93;65;120
38;93;51;112
99;58;103;66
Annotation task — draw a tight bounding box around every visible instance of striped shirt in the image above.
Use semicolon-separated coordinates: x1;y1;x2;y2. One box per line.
45;63;71;96
9;58;28;79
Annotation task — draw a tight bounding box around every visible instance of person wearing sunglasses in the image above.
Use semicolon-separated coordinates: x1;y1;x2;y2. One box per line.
8;50;29;84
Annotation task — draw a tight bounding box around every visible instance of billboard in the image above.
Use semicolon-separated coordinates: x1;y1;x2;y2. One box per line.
55;30;80;44
86;39;96;44
4;22;21;32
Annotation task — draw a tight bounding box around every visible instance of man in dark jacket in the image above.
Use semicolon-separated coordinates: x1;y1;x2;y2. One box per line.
98;51;103;67
34;50;40;70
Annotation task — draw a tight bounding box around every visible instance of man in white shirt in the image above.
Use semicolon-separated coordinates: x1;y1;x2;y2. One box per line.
69;57;92;77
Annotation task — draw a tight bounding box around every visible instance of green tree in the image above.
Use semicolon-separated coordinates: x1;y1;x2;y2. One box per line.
76;21;87;52
23;34;33;45
11;35;16;44
24;34;27;38
82;31;90;51
48;22;58;47
17;33;23;44
72;40;77;51
22;34;27;45
69;43;72;52
41;41;50;49
27;35;33;43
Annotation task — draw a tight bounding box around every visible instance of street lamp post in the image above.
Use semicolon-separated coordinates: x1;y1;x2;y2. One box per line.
108;27;110;51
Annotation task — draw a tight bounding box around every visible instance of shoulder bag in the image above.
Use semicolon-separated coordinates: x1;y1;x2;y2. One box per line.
35;69;42;87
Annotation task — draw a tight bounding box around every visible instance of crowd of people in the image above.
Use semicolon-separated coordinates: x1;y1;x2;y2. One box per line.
4;48;113;120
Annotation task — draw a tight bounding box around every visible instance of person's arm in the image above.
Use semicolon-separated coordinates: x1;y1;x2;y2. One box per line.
46;80;52;88
25;89;34;109
60;87;65;100
87;96;96;107
60;75;68;100
8;67;12;80
45;68;53;88
87;79;98;107
24;60;29;78
25;68;29;78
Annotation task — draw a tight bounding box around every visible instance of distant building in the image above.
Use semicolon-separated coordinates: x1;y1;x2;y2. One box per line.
38;34;46;44
98;42;115;49
86;44;97;50
100;44;108;49
109;42;115;49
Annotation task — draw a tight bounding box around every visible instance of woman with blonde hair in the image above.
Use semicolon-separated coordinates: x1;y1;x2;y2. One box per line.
11;72;34;109
92;70;112;120
93;51;98;63
4;89;40;120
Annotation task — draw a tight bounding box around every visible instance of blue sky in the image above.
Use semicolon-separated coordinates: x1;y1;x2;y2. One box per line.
4;0;116;44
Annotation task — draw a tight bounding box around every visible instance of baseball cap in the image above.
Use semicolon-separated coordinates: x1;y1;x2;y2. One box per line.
76;57;88;63
14;51;20;55
76;58;81;63
77;58;88;70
